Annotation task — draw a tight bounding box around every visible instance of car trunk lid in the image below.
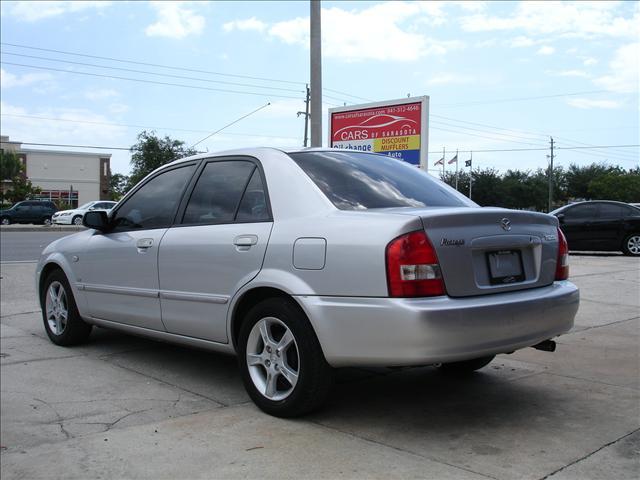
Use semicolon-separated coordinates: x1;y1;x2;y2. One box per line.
386;206;560;297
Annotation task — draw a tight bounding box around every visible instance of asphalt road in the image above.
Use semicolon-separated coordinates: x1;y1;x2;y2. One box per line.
0;231;74;262
1;255;638;479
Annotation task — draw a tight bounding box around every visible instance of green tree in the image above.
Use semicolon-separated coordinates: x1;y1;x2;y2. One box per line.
588;168;640;203
109;173;130;201
1;150;23;180
0;150;41;204
565;163;616;200
128;131;197;188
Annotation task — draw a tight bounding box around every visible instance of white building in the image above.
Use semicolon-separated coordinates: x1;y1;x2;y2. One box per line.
1;136;111;207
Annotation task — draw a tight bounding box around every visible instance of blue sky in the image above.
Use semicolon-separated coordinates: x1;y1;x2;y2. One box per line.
1;0;638;176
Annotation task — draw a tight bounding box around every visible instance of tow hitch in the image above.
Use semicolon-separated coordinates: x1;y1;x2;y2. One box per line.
532;339;556;352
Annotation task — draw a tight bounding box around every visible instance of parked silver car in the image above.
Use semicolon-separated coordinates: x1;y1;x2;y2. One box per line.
36;148;579;417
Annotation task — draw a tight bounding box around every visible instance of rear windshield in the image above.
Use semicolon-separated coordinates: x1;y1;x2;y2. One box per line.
288;151;472;210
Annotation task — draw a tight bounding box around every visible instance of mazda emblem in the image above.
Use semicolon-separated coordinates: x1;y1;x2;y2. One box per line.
500;218;511;231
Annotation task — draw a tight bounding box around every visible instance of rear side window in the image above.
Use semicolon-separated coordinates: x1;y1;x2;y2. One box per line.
288;151;471;210
236;169;270;222
112;164;196;231
182;161;256;225
598;203;624;219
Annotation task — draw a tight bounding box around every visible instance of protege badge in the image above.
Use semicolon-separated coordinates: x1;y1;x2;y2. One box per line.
441;238;465;246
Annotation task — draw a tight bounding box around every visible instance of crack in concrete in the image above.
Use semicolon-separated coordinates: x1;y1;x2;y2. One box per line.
570;315;639;334
308;419;500;480
539;427;640;480
0;310;42;319
570;268;640;278
101;359;228;407
1;353;86;367
33;398;73;440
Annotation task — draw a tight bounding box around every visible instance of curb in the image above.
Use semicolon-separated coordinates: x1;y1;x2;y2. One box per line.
0;225;85;232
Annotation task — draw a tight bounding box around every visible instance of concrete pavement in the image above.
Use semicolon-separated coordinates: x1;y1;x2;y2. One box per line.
1;256;638;479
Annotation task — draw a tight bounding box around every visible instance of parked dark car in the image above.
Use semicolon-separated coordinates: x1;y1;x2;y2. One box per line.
0;200;58;225
551;201;640;256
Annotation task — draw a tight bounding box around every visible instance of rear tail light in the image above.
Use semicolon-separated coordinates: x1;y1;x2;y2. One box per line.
555;227;569;280
386;230;446;297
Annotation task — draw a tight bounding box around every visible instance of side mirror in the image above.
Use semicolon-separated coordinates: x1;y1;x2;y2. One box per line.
83;210;110;231
556;213;565;223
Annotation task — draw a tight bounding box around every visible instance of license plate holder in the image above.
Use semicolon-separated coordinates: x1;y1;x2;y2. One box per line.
487;250;525;285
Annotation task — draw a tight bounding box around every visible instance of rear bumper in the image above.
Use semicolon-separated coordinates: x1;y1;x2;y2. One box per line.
296;281;579;367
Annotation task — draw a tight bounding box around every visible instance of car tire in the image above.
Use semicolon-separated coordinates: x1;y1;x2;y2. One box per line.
0;217;9;225
439;355;495;376
42;216;52;226
72;215;83;226
41;270;92;346
237;297;333;418
622;234;640;256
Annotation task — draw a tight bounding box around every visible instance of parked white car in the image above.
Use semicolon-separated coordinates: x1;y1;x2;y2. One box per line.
52;201;117;225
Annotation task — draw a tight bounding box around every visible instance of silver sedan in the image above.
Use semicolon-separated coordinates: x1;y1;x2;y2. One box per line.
36;148;579;417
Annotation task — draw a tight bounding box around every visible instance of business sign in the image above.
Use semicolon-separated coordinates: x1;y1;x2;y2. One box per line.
328;96;429;167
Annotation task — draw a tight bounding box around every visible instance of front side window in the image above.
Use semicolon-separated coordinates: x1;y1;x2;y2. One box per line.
112;164;196;231
288;151;473;210
565;204;597;220
182;160;257;225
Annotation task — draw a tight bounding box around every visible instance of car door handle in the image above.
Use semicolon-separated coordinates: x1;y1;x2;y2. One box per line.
234;235;258;250
136;238;154;249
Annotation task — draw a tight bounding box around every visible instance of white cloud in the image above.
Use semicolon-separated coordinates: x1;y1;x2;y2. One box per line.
566;98;623;109
537;46;555;56
426;73;473;86
264;2;464;62
1;68;53;88
582;57;598;66
145;1;205;39
0;101;128;143
509;36;537;48
553;69;590;78
108;103;130;114
594;42;639;94
223;17;267;33
461;1;639;39
83;88;119;101
7;1;110;22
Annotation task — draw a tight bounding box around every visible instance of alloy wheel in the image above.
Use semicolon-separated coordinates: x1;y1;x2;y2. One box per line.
246;316;300;401
627;235;640;255
45;281;68;335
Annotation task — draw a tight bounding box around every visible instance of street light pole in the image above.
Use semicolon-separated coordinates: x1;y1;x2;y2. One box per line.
310;0;322;147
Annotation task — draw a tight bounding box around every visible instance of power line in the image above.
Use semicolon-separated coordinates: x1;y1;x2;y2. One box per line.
0;113;301;140
431;125;548;147
431;120;547;145
434;90;616;108
0;51;305;93
1;41;305;86
0;61;302;99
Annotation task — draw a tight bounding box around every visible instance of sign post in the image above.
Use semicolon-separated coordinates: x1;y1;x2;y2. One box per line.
328;96;429;169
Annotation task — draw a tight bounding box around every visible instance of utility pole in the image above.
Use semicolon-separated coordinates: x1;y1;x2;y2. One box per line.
548;136;555;213
297;84;310;147
310;0;322;147
469;152;473;200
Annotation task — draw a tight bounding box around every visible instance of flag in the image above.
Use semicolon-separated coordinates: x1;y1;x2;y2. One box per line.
448;154;458;165
434;157;444;166
465;159;472;167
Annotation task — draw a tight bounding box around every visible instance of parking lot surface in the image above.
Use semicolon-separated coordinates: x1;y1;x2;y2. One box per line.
1;255;638;479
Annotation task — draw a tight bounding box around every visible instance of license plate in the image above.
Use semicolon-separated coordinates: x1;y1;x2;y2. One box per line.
487;250;524;285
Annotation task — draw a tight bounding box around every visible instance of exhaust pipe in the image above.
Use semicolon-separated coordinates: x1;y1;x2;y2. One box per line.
532;339;556;352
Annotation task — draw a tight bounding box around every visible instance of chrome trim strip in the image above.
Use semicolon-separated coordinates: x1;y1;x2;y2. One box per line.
85;316;235;355
159;290;229;304
83;284;159;298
